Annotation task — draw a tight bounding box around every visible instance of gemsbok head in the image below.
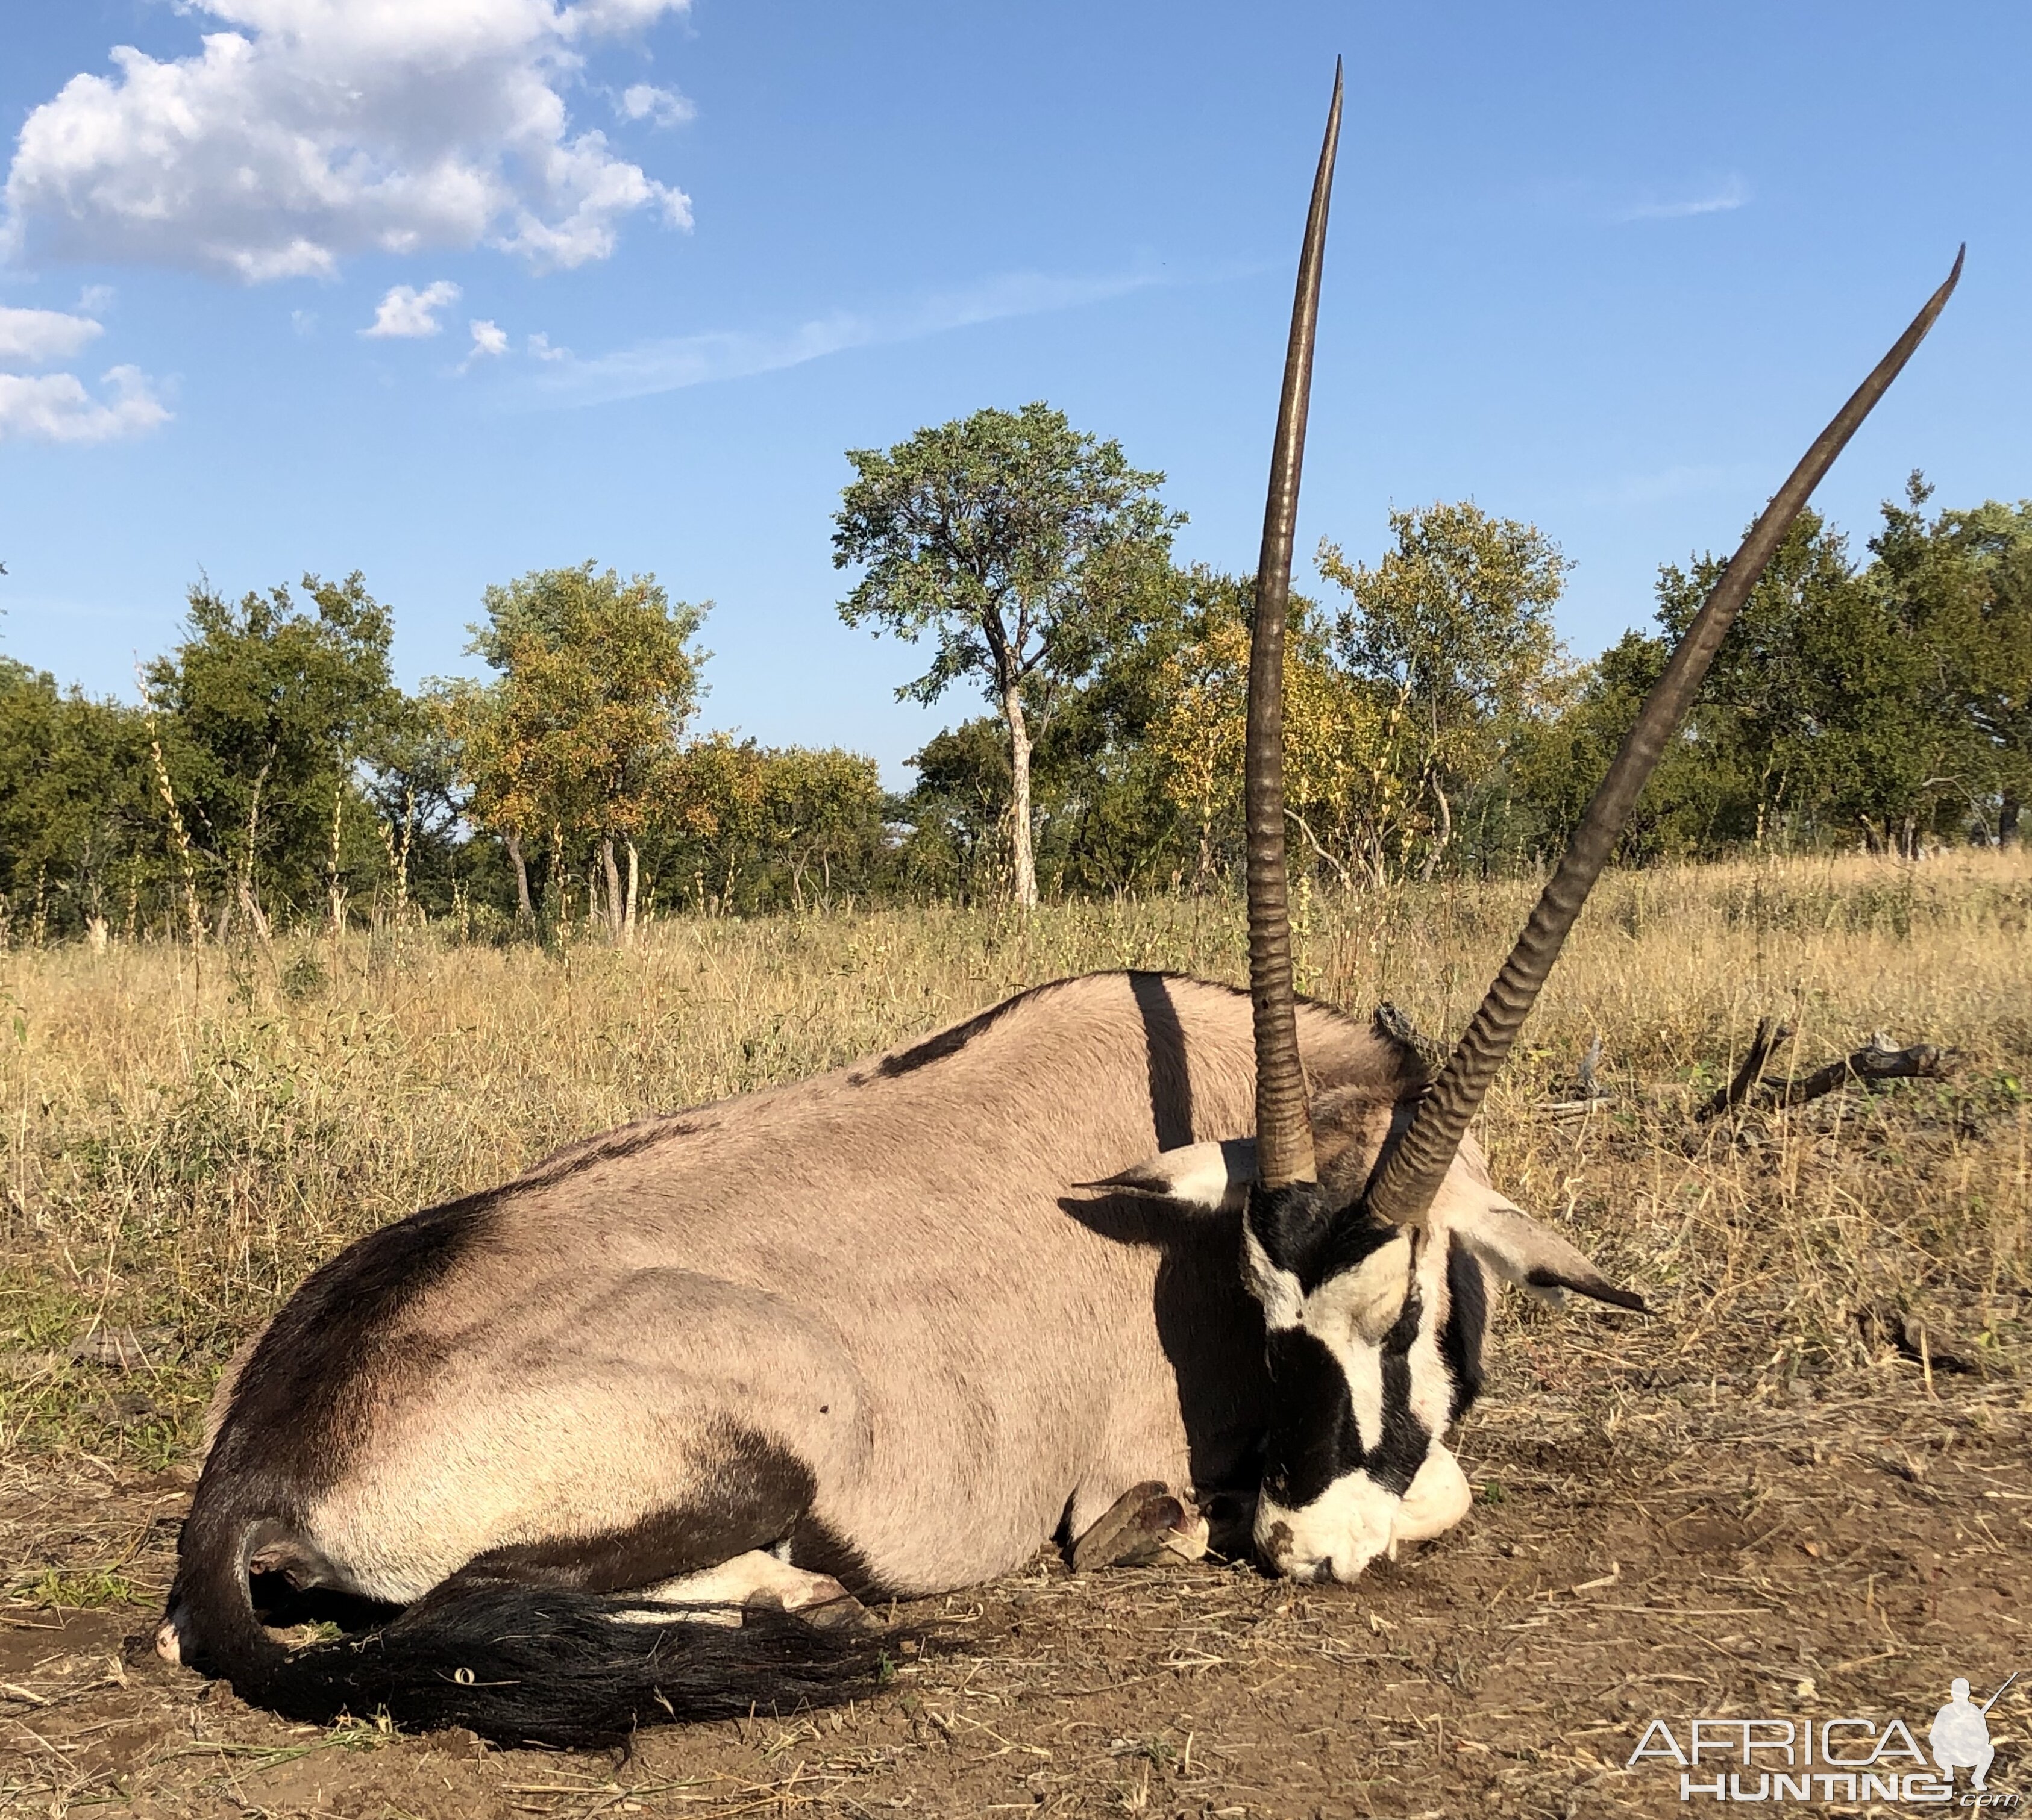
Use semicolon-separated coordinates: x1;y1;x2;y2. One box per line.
1099;63;1962;1585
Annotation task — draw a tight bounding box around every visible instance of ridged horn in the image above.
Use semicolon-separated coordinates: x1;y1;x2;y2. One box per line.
1365;246;1965;1228
1247;61;1343;1192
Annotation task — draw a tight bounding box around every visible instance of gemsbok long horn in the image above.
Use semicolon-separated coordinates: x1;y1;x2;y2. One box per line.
1364;246;1965;1228
1247;59;1343;1192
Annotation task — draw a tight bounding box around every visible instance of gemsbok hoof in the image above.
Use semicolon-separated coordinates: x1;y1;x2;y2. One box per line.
1071;1482;1210;1572
795;1593;881;1633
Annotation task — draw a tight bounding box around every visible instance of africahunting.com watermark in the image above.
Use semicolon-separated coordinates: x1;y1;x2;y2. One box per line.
1628;1674;2018;1805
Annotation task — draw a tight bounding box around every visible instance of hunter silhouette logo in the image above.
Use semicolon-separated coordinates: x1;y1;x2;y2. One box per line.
1934;1674;2015;1794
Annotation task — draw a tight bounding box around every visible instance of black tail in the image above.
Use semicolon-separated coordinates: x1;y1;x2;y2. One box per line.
170;1503;891;1749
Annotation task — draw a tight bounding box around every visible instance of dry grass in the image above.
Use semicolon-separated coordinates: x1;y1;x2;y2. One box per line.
2;848;2027;1476
1;851;2029;1816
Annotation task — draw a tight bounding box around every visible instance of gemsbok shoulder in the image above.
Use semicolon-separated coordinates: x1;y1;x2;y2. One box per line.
155;63;1961;1746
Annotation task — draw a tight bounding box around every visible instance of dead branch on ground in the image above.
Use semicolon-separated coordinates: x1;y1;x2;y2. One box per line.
1701;1021;1948;1121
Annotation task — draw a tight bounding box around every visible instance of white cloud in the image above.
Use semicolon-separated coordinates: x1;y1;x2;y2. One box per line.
532;266;1170;407
466;317;510;362
75;284;115;313
618;83;694;128
3;0;695;281
0;304;104;364
0;364;169;443
1617;175;1749;222
526;330;568;360
291;307;318;335
362;280;462;338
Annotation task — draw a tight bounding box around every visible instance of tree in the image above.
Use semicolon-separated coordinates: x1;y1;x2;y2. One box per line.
1144;568;1385;888
0;659;155;940
896;719;1012;900
1653;508;1952;853
432;677;536;925
758;746;888;912
1508;630;1746;862
833;402;1181;908
1319;503;1568;880
1871;475;2032;844
653;737;888;915
455;564;706;942
144;573;403;935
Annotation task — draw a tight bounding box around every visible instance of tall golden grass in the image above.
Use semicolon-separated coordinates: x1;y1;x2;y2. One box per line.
2;849;2027;1473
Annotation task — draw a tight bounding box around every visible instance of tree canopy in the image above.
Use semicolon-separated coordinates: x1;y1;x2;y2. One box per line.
834;401;1181;907
442;563;706;940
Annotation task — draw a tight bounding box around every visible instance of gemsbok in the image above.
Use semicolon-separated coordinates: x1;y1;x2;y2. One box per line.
155;64;1961;1745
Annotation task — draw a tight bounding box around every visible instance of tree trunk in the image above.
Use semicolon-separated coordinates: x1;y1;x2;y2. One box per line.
1002;683;1038;911
601;838;626;943
2001;796;2021;847
238;874;272;946
507;833;534;927
624;841;639;942
1419;780;1452;884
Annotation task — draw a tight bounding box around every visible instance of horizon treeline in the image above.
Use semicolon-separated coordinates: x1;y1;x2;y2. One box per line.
2;460;2027;948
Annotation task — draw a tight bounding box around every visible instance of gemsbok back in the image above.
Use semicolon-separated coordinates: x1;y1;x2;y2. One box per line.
156;64;1961;1745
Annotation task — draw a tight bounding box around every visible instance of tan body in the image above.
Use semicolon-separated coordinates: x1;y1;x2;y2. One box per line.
193;974;1400;1609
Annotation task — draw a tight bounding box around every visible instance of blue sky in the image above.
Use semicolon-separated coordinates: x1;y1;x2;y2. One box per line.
2;1;2026;782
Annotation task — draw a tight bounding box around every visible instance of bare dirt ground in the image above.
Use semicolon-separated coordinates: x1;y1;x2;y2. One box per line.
5;1320;2025;1819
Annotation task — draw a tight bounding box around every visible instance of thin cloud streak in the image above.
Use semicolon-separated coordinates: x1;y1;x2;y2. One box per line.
1573;460;1762;510
1617;175;1750;222
524;266;1174;408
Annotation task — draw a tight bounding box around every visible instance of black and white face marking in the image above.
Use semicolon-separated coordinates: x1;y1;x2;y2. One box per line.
1243;1184;1481;1583
1088;1134;1641;1584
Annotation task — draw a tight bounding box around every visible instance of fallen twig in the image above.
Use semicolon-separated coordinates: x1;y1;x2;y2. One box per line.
1701;1016;1793;1120
1760;1033;1946;1108
1699;1022;1946;1121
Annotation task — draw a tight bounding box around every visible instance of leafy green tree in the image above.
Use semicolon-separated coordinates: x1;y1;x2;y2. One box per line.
1319;502;1568;880
833;402;1181;908
758;745;888;912
1652;508;1951;852
1871;475;2032;844
654;736;889;914
0;660;155;940
896;719;1011;900
368;693;481;928
1508;630;1748;862
143;573;403;934
431;677;537;924
457;563;706;942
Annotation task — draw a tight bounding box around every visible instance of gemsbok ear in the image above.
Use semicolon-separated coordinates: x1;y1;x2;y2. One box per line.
1454;1199;1647;1313
1080;1139;1259;1213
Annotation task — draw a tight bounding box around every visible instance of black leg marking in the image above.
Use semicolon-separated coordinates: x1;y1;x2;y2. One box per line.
459;1431;817;1593
786;1515;879;1597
